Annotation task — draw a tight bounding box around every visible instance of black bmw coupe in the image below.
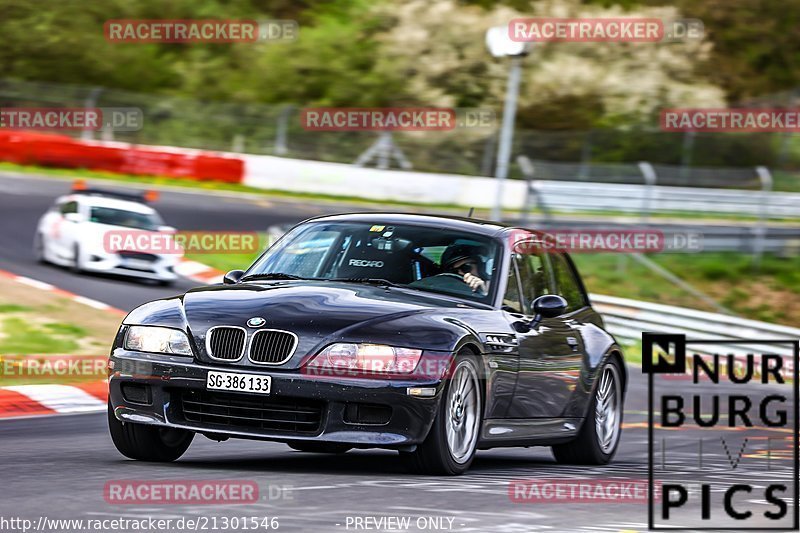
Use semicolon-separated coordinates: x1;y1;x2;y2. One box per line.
108;213;626;475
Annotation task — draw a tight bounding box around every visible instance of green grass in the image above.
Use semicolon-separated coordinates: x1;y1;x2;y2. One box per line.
619;339;642;367
184;233;269;273
0;304;33;313
0;317;81;354
43;322;88;336
574;252;800;325
772;171;800;193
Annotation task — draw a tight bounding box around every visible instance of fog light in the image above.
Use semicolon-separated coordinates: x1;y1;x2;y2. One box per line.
121;383;152;405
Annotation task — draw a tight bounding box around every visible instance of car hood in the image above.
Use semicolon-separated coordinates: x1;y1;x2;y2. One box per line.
125;280;486;368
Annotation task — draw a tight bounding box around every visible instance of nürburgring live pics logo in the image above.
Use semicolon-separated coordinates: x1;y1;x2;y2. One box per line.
643;332;799;530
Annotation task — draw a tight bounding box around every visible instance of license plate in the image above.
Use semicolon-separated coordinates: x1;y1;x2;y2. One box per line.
206;371;271;394
124;259;152;269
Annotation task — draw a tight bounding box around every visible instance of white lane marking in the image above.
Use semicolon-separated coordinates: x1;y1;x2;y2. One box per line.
174;260;214;276
72;295;111;310
4;385;105;413
15;276;55;291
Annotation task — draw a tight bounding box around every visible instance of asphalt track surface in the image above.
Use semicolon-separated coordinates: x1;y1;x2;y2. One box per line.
0;172;797;532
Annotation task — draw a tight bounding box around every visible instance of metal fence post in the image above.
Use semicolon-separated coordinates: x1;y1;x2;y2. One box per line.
491;55;523;221
517;155;538;226
81;87;103;141
754;166;773;270
680;131;695;180
578;130;592;180
638;161;657;224
274;105;292;155
480;131;497;177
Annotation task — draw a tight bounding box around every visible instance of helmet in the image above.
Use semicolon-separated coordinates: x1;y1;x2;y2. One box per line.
440;242;487;275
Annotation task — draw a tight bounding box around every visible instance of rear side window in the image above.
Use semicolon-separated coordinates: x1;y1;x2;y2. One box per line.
549;253;586;311
59;201;78;215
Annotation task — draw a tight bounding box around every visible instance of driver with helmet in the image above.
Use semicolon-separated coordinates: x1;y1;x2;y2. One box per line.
439;243;490;295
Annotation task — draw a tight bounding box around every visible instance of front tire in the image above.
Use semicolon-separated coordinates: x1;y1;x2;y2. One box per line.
552;358;623;465
402;354;483;475
108;401;194;462
33;233;47;264
70;244;83;274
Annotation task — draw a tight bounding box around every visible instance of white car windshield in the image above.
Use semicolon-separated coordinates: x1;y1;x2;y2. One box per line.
246;222;501;303
89;207;163;231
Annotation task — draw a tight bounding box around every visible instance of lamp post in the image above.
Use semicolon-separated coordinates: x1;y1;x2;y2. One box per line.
486;26;530;221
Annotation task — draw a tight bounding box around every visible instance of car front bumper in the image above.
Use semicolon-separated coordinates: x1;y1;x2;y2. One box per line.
82;252;178;282
108;350;445;448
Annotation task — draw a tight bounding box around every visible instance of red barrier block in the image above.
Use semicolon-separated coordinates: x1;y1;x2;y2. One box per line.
0;131;245;183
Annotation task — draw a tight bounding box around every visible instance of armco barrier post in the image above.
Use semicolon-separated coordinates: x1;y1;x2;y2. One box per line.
754;166;773;270
638;161;657;224
80;87;104;141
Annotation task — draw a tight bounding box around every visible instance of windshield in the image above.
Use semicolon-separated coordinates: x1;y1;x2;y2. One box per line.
247;221;501;304
89;207;163;231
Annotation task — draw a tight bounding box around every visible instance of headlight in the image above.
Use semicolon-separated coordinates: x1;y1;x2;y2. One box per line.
124;326;192;356
307;343;422;374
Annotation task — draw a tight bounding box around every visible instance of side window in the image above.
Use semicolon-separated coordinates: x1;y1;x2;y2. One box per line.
550;253;587;311
501;256;522;314
59;201;78;215
516;251;553;315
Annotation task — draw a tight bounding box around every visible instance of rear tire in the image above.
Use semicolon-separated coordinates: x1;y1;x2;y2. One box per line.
401;354;483;475
552;358;623;465
108;401;193;462
287;442;352;454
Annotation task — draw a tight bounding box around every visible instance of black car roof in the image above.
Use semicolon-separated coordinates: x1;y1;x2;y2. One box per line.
301;212;516;239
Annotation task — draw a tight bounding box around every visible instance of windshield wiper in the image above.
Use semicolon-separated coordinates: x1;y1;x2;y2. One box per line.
327;277;400;288
241;272;305;281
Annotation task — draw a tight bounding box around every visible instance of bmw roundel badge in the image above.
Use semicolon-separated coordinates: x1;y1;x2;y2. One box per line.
247;316;266;328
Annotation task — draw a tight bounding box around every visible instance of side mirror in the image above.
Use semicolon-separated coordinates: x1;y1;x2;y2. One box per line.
158;225;176;233
64;212;82;223
223;269;245;285
532;294;568;319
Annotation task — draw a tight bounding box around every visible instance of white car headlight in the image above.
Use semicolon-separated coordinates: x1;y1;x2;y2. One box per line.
124;326;192;356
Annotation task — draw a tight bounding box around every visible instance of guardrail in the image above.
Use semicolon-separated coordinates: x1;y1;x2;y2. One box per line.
519;156;800;221
592;293;799;367
509;219;800;254
525;179;800;219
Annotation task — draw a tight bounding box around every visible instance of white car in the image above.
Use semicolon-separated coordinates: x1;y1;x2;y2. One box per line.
34;186;180;285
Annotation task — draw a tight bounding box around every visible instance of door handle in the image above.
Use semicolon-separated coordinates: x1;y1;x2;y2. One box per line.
566;337;579;351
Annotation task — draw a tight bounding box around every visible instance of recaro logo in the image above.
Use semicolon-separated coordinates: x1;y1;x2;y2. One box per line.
348;259;384;268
